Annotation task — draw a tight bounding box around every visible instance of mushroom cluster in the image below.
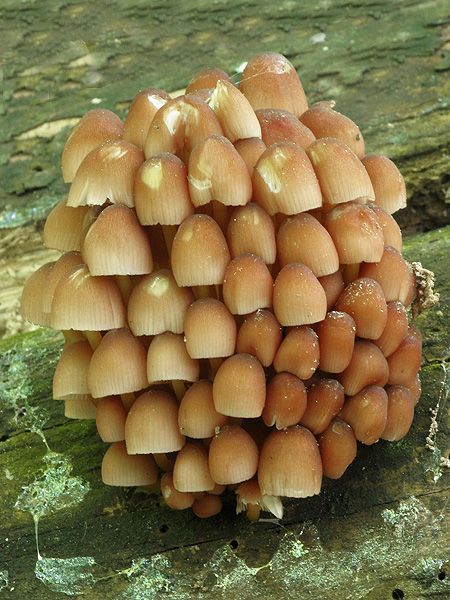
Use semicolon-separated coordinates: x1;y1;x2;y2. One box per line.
21;52;422;520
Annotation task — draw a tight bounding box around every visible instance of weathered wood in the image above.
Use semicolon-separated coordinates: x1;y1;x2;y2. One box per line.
1;227;449;599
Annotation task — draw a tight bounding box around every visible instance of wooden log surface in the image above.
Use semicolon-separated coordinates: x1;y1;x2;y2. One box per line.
1;0;450;598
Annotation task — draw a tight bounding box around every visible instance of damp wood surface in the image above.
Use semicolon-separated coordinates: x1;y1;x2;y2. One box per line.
1;226;449;600
1;0;450;598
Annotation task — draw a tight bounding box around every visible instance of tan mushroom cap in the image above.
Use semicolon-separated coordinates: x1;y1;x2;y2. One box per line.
178;379;229;439
125;389;185;454
299;379;345;435
317;418;357;479
186;67;233;93
273;326;320;380
171;214;231;287
208;79;262;143
188;135;252;209
144;95;224;158
362;154;407;214
276;212;339;276
256;108;315;149
299;106;364;159
235;309;282;367
184;298;236;359
20;261;55;327
128;269;194;336
252;142;322;216
146;332;199;385
226;203;276;265
123;88;171;150
239;52;308;118
306;138;374;206
81;204;153;276
51;264;126;331
222;253;273;315
339;385;388;445
208;425;259;485
62;113;124;183
258;425;322;498
335;278;388;340
101;441;158;487
262;372;307;429
67;140;145;208
316;311;356;373
212;353;266;418
273;263;327;326
173;441;215;493
43;197;90;252
88;328;148;398
96;396;128;442
134;153;194;226
53;339;93;399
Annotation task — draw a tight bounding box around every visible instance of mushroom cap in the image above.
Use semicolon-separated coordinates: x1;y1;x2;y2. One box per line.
125;389;186;455
258;425;322;498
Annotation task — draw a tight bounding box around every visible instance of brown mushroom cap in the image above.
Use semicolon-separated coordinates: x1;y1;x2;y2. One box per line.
81;204;153;275
239;52;308;118
276;212;339;276
307;138;374;206
184;298;236;359
128;269;193;337
273;263;327;326
101;441;158;487
125;389;186;454
171;214;231;287
208;425;259;485
258;425;322;498
178;379;229;439
123;88;170;150
256;108;316;149
43;197;90;252
212;353;266;418
51;264;126;332
299;106;364;159
317;418;357;479
134;153;194;226
67;140;144;208
208;79;261;143
226;203;276;265
252;142;322;216
339;385;388;445
222;253;273;315
88;328;148;398
262;372;307;429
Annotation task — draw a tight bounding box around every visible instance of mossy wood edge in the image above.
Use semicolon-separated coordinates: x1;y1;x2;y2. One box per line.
0;226;449;599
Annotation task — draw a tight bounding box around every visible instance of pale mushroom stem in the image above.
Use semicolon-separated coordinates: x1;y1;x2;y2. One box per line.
209;357;223;377
62;330;85;344
115;275;133;305
171;379;186;402
150;225;171;269
192;285;216;300
85;330;103;351
247;503;261;522
162;224;177;256
120;392;136;411
343;263;360;285
212;200;229;234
